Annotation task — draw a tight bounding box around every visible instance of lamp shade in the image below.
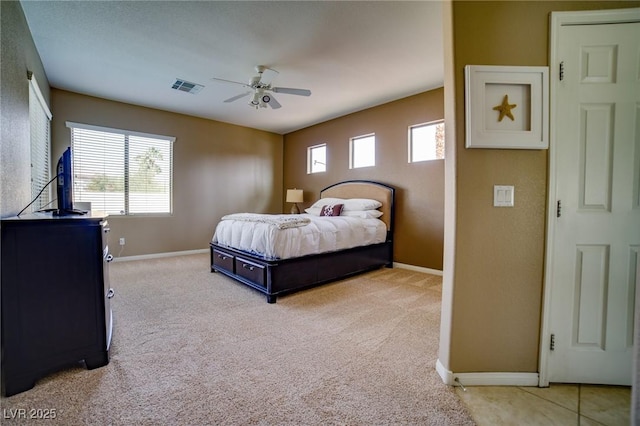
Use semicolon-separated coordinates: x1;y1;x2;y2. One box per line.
286;189;303;203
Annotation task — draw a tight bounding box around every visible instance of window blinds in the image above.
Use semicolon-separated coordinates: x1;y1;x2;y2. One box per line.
66;122;174;215
29;74;52;212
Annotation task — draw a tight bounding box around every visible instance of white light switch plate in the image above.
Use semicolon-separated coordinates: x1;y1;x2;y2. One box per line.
494;185;514;207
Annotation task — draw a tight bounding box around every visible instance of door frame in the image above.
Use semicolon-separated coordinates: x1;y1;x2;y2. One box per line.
540;7;640;387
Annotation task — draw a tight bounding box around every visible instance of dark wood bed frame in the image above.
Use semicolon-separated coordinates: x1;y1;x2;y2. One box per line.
210;180;395;303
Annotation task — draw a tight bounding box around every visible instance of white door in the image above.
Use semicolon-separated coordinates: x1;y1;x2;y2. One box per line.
545;13;640;385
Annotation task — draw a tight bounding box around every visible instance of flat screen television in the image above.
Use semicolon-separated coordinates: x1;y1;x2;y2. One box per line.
54;147;85;216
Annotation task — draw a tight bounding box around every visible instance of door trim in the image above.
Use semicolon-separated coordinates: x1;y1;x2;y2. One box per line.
540;7;640;387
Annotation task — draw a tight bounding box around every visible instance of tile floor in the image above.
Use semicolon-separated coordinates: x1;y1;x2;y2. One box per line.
455;384;631;425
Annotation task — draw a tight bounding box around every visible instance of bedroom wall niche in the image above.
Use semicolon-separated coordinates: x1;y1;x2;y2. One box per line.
283;89;445;271
50;89;283;257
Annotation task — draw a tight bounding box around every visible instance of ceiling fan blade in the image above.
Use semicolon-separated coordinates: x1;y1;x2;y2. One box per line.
211;77;248;87
259;67;279;85
272;87;311;96
224;91;251;103
266;94;282;109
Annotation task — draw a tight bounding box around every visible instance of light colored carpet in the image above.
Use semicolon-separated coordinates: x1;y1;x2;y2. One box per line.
1;253;474;425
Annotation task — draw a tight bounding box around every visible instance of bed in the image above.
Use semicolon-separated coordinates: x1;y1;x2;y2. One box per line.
210;180;395;303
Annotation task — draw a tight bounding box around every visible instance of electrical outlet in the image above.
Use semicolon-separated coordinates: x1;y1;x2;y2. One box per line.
119;237;125;246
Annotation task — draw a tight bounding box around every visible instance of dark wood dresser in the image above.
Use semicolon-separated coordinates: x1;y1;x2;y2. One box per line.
1;212;114;396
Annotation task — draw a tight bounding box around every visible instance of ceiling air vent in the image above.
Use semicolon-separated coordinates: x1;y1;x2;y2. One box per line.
171;79;204;94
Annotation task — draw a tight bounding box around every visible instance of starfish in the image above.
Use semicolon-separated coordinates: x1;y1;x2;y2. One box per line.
493;95;517;122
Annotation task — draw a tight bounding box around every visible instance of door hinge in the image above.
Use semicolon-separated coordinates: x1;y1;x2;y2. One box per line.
550;334;555;351
559;62;564;81
556;200;562;218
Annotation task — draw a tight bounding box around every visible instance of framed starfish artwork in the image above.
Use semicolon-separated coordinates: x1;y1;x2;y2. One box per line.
464;65;549;149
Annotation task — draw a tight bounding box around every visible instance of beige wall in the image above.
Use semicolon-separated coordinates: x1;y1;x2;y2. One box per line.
51;90;283;257
0;1;50;217
13;0;639;379
446;0;639;373
283;89;445;270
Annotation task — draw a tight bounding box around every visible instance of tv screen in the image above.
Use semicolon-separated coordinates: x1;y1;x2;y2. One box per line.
56;147;74;214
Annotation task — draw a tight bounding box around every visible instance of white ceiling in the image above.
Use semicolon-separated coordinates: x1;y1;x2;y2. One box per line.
21;1;443;135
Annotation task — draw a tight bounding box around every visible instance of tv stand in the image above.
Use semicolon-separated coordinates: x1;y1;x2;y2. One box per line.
52;208;88;216
1;212;113;396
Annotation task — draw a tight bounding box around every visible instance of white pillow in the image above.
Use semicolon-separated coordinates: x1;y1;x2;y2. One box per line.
310;197;382;211
309;198;345;209
306;208;383;219
304;207;322;216
341;210;384;219
341;198;382;211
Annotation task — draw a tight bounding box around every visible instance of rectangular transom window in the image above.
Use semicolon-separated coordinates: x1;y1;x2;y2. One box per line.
409;121;445;162
307;143;326;173
350;134;375;169
66;122;175;215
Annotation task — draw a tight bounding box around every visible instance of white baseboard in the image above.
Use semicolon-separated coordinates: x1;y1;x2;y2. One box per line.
115;250;442;276
436;359;539;387
393;262;443;276
436;359;455;385
114;248;209;262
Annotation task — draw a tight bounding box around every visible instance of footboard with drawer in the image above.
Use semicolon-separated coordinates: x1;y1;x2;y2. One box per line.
211;241;392;303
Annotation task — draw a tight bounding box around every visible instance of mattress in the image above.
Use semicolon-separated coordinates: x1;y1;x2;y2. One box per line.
211;213;387;260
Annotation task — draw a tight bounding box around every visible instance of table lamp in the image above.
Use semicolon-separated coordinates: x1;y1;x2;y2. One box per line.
286;189;303;214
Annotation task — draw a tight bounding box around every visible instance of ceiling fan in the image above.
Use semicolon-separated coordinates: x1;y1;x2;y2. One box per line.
211;65;311;110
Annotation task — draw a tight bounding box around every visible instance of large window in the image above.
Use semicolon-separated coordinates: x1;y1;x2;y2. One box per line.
409;121;445;162
29;74;52;212
66;122;175;215
350;134;375;169
307;143;326;173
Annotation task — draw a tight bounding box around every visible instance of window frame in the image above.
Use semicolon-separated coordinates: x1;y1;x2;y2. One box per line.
408;120;445;163
66;121;175;216
29;73;52;212
349;133;376;169
307;143;327;174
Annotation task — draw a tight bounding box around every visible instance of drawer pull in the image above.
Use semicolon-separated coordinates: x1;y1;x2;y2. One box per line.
105;254;114;263
217;254;228;260
106;288;115;299
104;227;111;233
242;263;255;271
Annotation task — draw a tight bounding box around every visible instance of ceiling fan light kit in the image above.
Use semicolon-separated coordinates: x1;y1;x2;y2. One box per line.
212;65;311;110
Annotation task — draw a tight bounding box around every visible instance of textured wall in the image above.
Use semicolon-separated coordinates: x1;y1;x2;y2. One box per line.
283;89;445;271
0;1;50;217
447;0;639;373
51;90;283;257
635;264;640;423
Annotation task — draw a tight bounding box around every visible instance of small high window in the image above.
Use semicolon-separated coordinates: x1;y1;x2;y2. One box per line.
307;144;326;174
350;134;375;169
409;121;445;162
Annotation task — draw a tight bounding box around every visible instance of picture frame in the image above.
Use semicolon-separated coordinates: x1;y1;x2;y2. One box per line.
465;65;549;149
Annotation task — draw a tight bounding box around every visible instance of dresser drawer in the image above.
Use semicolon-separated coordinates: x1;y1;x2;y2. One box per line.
235;257;266;287
212;249;235;273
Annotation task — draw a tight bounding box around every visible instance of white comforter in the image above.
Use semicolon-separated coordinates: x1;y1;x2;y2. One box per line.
212;213;387;260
